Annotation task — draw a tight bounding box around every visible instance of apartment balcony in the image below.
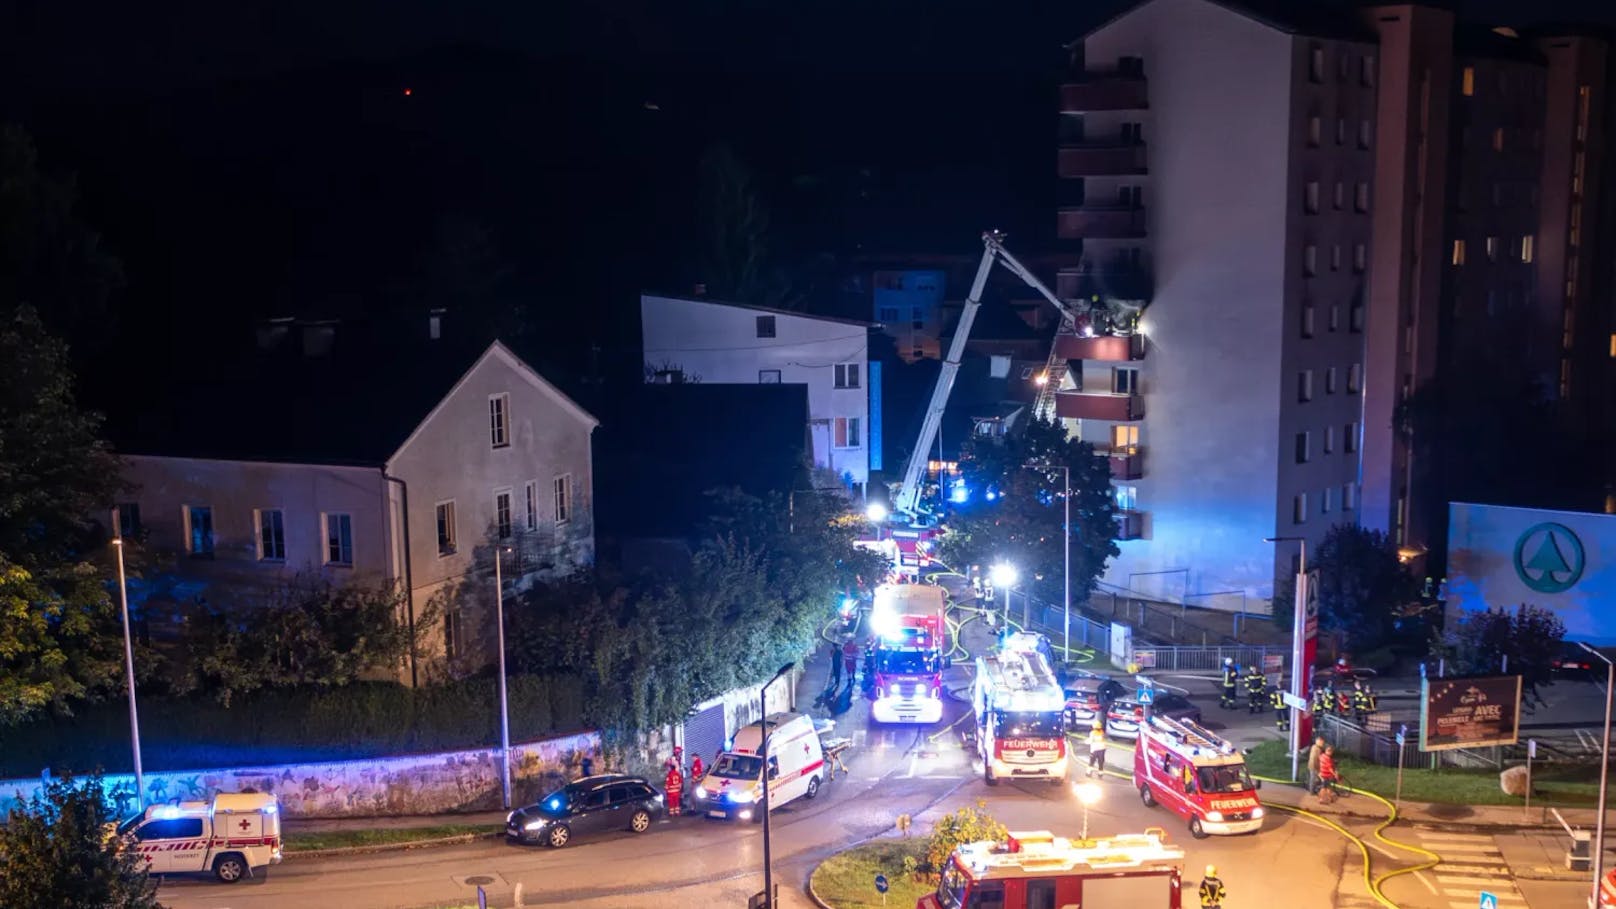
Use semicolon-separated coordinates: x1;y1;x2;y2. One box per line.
1054;391;1143;421
1107;448;1144;480
1053;333;1146;362
1115;509;1145;540
1056;205;1146;240
1060;78;1149;112
1057;143;1147;177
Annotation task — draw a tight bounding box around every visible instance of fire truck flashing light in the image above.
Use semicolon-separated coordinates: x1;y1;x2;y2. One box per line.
957;829;1186;880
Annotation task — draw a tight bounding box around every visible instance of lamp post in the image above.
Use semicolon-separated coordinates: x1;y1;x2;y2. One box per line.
1026;463;1072;659
865;501;889;524
1072;780;1102;840
760;661;796;909
1264;535;1308;784
991;563;1018;629
111;511;145;809
1579;642;1612;908
494;546;513;810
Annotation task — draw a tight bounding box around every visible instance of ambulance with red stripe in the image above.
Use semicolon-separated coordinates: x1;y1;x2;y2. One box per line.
691;712;824;821
973;637;1068;785
1134;713;1265;838
118;792;282;882
917;828;1188;909
869;583;949;723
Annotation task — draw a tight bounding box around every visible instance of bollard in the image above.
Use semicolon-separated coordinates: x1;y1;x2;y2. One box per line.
1568;829;1593;872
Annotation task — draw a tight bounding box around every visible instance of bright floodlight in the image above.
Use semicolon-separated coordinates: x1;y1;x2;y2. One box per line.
991;563;1018;588
1072;780;1103;806
865;502;889;523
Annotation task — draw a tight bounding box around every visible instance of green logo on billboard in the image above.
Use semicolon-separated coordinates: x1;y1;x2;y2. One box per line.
1512;522;1585;594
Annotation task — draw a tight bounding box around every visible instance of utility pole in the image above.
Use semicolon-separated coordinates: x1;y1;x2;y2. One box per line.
111;510;145;809
494;547;513;810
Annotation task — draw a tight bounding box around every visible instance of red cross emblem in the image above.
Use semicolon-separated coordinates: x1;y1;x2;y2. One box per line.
238;818;252;831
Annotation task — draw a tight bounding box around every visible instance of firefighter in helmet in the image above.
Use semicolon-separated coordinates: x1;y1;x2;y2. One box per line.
1352;679;1375;724
1199;864;1227;909
1243;665;1266;715
1269;683;1290;732
1219;658;1239;710
1312;680;1334;717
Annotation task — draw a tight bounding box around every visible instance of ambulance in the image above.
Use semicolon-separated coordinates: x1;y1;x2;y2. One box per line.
869;583;950;723
690;712;825;821
1133;713;1265;839
973;637;1068;785
917;829;1188;909
117;792;283;882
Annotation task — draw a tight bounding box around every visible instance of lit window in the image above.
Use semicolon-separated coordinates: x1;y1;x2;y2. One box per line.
1521;235;1534;263
436;501;457;555
495;489;513;540
1462;66;1475;96
554;475;573;524
834;417;862;448
185;505;214;557
834;363;861;389
1492;127;1505;151
256;509;285;561
324;513;353;565
525;481;538;531
1451;239;1466;265
489;393;510;448
1610;332;1616;358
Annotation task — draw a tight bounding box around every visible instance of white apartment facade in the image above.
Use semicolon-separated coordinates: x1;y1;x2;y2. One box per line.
1055;0;1374;603
118;341;597;681
640;294;871;491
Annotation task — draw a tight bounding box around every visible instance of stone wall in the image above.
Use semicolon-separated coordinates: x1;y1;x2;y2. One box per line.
0;731;599;820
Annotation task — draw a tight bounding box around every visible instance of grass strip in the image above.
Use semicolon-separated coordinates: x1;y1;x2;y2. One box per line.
811;839;933;909
283;823;503;853
1245;739;1601;806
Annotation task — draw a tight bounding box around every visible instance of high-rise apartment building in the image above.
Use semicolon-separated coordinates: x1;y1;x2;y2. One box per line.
1054;0;1609;602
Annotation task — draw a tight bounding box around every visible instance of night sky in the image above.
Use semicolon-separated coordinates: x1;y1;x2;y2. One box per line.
3;0;1613;402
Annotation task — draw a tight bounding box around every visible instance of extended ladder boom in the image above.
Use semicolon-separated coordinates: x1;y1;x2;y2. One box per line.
892;232;1082;518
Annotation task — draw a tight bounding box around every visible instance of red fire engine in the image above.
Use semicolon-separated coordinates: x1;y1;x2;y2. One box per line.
869;583;950;723
917;829;1187;909
1134;713;1265;839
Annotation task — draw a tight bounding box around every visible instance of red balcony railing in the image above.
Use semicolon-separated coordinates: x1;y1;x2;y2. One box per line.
1115;509;1145;540
1057;144;1147;177
1060;79;1149;112
1108;448;1144;480
1054;392;1143;421
1056;206;1146;240
1053;333;1146;362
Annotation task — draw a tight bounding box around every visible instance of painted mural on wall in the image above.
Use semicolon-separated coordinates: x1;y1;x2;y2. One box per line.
0;731;599;820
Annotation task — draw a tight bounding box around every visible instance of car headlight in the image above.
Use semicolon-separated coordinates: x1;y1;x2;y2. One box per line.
1251;807;1265;819
695;785;708;799
506;811;516;824
524;819;547;831
729;789;757;804
1204;811;1224;822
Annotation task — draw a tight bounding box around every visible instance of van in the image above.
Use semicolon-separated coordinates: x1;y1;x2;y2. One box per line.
117;793;283;882
689;712;825;821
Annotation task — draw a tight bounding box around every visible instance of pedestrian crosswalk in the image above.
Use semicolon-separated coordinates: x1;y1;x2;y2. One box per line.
1408;829;1526;909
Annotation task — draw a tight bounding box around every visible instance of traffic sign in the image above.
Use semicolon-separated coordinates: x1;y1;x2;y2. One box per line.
1478;891;1498;909
1528;739;1537;759
1136;687;1155;705
1396;724;1407;747
875;874;889;893
1281;692;1308;711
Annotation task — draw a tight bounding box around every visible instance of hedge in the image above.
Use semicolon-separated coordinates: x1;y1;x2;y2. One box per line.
0;674;589;778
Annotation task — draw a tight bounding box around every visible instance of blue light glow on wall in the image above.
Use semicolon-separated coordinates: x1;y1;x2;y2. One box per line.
869;360;883;472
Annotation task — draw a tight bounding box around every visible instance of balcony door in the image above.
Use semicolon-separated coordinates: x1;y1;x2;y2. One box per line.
1111;425;1139;453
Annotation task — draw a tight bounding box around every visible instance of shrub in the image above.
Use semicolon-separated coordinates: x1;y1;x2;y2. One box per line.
921;801;1007;881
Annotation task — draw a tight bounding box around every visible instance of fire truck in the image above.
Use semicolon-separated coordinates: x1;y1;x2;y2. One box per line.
869;583;950;723
1133;713;1266;839
117;792;283;882
917;829;1188;909
973;638;1068;784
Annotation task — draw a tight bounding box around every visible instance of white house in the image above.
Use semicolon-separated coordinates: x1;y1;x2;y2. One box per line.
640;294;872;492
114;338;597;682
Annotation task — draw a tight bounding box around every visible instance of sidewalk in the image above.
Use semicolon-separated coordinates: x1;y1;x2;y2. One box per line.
285;809;510;833
1255;773;1605;831
1496;830;1616;882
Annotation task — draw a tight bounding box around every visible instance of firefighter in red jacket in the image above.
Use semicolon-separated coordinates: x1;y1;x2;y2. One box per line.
664;759;684;816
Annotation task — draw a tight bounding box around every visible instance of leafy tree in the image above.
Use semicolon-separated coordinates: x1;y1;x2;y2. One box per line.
940;416;1118;606
0;308;128;724
1309;524;1418;652
0;774;160;909
693;143;804;308
917;801;1008;880
1444;604;1566;708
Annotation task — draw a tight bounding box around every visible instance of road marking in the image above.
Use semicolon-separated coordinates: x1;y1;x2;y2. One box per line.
1414;831;1494;842
1434;863;1510;875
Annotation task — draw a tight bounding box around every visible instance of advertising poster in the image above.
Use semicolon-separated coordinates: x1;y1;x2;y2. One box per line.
1419;675;1522;751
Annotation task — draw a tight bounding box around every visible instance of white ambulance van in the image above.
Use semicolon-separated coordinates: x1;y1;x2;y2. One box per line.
119;792;283;882
691;712;825;821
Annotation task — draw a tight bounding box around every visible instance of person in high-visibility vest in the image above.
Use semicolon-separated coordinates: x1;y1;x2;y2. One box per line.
1336;685;1353;717
1199;865;1227;909
1312;681;1334;718
1269;684;1290;732
1243;665;1265;715
1087;721;1107;778
1352;680;1373;724
1219;658;1239;710
664;760;684;816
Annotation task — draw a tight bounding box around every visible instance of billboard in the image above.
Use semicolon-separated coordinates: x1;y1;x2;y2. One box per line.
1447;502;1616;645
1419;675;1522;751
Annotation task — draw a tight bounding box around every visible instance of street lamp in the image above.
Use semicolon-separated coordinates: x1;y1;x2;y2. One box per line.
1579;642;1612;908
110;511;145;810
760;661;796;909
1072;780;1102;839
494;546;514;810
1264;535;1308;784
865;501;889;523
991;563;1018;628
1026;462;1072;660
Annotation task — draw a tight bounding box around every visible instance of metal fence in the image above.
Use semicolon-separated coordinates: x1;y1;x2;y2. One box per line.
1316;711;1503;770
1129;644;1288;674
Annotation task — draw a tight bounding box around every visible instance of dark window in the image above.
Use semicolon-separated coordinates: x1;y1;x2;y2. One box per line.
585;789;610;809
755;315;776;338
187;505;214;556
758;369;782;384
607;787;631;804
115;503;141;538
834;364;861;388
326;513;353;565
137;818;204;840
1026;879;1057;909
969;881;1006;909
257;509;285;561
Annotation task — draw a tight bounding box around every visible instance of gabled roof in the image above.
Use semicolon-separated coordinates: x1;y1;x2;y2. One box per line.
641;292;877;328
1079;0;1375;45
109;335;595;467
